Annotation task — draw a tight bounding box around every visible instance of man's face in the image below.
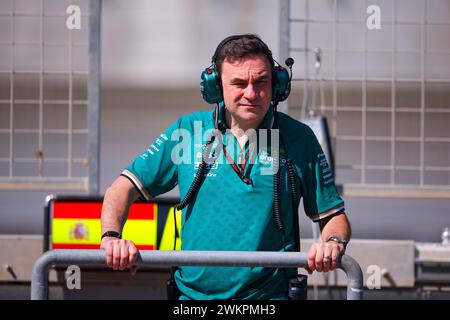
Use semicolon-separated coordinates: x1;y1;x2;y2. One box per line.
220;54;272;128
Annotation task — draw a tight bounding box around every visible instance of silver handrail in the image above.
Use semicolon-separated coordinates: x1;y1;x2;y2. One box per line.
31;250;363;300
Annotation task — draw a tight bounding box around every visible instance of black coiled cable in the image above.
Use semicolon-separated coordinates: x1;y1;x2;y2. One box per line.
272;138;288;283
271;108;286;250
175;135;216;211
272;149;285;234
286;159;300;252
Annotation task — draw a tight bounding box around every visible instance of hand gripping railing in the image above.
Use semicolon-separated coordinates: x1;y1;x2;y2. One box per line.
31;250;363;300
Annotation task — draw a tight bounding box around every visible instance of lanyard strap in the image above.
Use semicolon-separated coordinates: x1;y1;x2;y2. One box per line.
221;141;254;184
213;108;256;185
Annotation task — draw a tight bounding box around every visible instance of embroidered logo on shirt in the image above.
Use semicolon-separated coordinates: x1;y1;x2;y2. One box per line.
140;133;169;159
318;153;334;185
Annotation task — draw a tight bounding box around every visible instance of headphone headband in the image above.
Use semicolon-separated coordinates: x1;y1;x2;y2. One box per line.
210;34;274;71
211;34;248;64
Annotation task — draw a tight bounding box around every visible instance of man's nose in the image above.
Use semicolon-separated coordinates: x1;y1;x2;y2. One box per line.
243;83;257;100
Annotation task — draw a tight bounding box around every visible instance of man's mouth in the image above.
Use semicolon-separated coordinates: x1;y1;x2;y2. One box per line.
240;104;260;108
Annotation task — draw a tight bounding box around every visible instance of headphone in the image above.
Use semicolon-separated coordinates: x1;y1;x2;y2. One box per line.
200;34;294;105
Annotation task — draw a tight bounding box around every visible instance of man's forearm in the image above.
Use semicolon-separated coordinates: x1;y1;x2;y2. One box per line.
101;177;139;235
319;211;351;242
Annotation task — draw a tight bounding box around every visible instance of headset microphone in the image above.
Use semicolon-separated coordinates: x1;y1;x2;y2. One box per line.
285;57;294;67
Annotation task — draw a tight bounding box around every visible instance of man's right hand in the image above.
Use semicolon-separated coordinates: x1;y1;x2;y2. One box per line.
100;237;139;274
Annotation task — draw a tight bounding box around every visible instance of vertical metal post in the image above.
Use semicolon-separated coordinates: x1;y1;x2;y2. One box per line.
9;1;14;178
38;0;44;177
68;0;74;178
419;0;426;186
278;0;290;114
390;1;397;185
332;0;337;149
301;0;309;119
88;0;101;195
361;0;368;184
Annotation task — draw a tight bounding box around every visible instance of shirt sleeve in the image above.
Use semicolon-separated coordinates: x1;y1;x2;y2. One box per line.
300;127;345;222
121;119;181;201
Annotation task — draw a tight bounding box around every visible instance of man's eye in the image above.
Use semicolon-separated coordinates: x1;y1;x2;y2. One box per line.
255;79;268;86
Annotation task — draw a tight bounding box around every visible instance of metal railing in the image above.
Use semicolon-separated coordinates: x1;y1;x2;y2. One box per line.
31;249;363;300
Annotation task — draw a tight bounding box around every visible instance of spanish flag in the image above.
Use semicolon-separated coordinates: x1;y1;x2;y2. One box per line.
51;202;157;250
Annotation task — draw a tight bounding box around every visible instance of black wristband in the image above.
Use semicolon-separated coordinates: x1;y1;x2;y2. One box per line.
101;231;121;240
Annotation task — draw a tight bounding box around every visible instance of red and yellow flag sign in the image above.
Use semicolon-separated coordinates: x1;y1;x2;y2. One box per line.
51;202;157;250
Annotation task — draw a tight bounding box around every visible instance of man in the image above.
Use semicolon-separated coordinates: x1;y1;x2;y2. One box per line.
101;34;351;300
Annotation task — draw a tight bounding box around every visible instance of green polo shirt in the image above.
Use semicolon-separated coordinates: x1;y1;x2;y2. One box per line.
121;105;344;300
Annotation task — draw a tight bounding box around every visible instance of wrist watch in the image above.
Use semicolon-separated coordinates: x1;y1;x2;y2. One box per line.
327;236;348;249
101;231;122;240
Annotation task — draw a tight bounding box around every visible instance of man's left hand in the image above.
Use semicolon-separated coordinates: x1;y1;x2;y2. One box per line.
305;241;345;274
